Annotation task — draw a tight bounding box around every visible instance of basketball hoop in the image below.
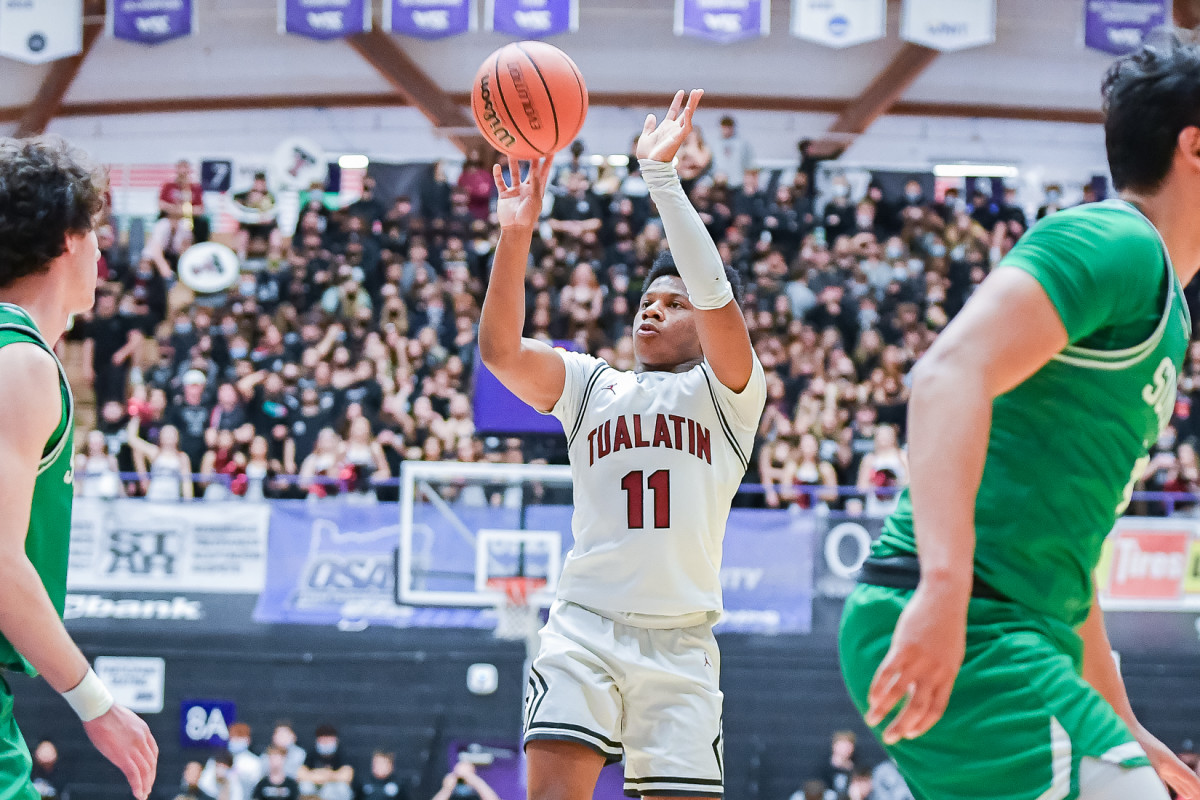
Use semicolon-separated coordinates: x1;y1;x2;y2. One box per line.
487;576;547;646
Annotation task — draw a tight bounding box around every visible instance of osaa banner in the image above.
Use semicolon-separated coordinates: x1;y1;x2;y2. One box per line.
900;0;995;52
0;0;82;64
791;0;885;49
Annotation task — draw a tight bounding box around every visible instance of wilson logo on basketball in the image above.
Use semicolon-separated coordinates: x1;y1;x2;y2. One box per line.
1108;530;1188;599
477;74;517;150
507;63;543;130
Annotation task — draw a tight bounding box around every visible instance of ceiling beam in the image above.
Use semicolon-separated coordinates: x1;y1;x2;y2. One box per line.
15;0;105;137
809;42;941;157
345;29;485;154
0;91;1106;129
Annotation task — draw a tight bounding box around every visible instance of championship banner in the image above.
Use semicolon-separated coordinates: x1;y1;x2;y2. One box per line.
674;0;771;45
791;0;886;49
108;0;196;45
485;0;578;37
385;0;475;39
1084;0;1166;55
68;499;270;593
900;0;995;52
278;0;372;40
0;0;82;64
1096;517;1200;611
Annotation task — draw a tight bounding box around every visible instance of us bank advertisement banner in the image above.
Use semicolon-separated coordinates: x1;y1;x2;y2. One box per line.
278;0;372;40
1084;0;1166;55
68;500;269;593
256;501;815;633
485;0;577;37
675;0;771;45
0;0;82;64
385;0;474;38
900;0;995;52
109;0;196;45
792;0;885;48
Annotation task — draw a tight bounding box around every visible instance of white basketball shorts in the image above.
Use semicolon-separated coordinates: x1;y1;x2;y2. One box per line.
523;600;725;798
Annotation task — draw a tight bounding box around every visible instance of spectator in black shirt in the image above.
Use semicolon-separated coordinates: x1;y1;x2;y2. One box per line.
549;173;602;240
430;762;500;800
252;747;301;800
822;730;858;800
359;751;408;800
298;724;353;800
80;289;144;407
167;369;213;469
239;371;296;437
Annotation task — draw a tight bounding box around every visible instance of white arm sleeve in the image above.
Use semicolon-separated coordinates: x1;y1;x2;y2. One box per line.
640;159;735;310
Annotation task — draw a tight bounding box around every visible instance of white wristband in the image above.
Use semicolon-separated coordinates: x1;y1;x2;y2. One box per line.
61;668;114;722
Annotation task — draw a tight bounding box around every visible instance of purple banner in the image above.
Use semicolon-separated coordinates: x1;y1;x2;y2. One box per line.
254;500;813;633
1084;0;1166;54
675;0;771;44
278;0;372;40
386;0;473;38
486;0;578;37
109;0;195;44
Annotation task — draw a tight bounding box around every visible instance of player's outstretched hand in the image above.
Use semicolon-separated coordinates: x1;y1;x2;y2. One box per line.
493;156;552;232
1139;728;1200;800
636;89;704;164
83;704;158;800
864;579;968;745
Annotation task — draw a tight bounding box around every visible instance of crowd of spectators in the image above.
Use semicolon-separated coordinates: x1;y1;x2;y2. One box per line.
66;120;1200;513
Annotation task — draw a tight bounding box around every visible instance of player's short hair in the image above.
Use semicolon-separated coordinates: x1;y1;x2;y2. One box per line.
644;251;743;306
0;136;105;289
1102;30;1200;192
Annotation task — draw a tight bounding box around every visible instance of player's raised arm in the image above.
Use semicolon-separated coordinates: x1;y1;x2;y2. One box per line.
866;267;1068;744
637;89;755;393
478;156;566;413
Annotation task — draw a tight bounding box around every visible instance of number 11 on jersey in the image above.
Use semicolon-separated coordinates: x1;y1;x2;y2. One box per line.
622;470;671;529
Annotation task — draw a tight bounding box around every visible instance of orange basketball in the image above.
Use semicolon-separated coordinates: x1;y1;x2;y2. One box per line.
471;41;588;160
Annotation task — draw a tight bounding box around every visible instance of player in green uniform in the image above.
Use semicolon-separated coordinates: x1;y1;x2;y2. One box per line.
839;35;1200;800
0;138;157;799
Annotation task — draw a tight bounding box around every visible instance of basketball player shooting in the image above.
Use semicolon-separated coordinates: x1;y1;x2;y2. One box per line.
478;89;766;800
0;138;157;800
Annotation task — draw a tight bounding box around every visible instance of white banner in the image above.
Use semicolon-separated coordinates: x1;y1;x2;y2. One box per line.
68;500;270;593
791;0;886;48
900;0;995;52
0;0;82;64
94;656;166;714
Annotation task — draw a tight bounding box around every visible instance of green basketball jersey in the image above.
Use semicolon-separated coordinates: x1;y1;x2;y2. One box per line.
877;201;1191;627
0;303;74;675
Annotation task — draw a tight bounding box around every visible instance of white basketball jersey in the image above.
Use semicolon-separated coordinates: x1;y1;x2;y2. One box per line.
547;350;767;620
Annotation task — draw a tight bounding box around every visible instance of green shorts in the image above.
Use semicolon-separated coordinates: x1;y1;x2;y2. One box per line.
839;584;1151;800
0;676;36;800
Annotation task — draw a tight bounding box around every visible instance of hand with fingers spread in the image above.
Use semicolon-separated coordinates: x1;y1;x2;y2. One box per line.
493;156;553;232
636;89;704;164
1138;728;1200;800
84;704;159;800
865;579;969;745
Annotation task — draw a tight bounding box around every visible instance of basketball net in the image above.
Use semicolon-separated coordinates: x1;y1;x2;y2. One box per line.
488;576;546;649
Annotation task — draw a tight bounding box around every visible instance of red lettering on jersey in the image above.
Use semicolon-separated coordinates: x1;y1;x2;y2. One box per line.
597;420;611;459
612;416;633;452
587;428;597;466
696;424;711;464
652;414;672;448
632;415;650;448
669;415;686;450
687;419;696;456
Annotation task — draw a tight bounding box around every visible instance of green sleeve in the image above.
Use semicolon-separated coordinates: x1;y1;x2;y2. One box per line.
999;205;1164;345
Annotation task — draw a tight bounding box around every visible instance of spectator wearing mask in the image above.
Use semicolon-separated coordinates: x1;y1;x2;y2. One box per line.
1036;183;1064;219
264;722;306;779
78;289;144;407
31;740;59;799
822;731;858;800
201;750;245;800
456;150;494;221
430;761;500;800
227;722;264;799
252;746;301;800
180;761;217;800
168;369;213;469
359;751;408;800
711;114;755;187
298;724;354;800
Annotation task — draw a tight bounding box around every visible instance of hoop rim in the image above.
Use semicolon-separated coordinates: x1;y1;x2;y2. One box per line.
485;575;549;605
